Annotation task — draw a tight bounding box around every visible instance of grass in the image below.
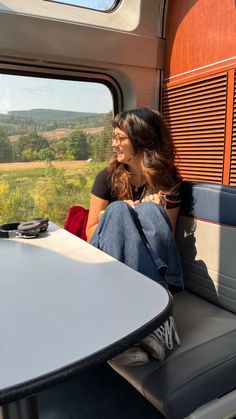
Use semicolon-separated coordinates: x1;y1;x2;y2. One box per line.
0;160;106;227
0;160;88;171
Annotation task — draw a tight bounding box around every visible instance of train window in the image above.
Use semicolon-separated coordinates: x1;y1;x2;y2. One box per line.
43;0;118;12
0;73;114;226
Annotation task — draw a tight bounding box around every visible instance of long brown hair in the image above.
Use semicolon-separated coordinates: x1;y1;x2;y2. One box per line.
108;107;181;200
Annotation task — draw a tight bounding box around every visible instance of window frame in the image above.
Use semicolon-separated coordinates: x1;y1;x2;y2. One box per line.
0;63;121;225
0;63;123;115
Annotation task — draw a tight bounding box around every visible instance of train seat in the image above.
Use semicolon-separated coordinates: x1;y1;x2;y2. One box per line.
109;182;236;419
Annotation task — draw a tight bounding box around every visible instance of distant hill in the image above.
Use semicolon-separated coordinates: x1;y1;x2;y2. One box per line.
8;109;107;122
0;109;110;137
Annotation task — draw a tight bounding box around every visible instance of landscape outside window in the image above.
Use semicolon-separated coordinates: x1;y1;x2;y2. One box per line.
44;0;117;11
0;74;113;226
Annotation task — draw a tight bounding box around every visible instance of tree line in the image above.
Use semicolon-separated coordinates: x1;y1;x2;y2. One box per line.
0;112;113;163
0;110;108;136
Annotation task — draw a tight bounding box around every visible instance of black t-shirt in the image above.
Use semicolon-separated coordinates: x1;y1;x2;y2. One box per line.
91;168;114;202
91;168;146;202
91;167;181;208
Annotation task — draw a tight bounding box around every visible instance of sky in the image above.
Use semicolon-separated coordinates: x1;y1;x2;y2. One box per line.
0;74;113;114
47;0;115;11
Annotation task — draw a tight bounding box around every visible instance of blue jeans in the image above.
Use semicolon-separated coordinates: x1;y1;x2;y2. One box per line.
91;201;183;289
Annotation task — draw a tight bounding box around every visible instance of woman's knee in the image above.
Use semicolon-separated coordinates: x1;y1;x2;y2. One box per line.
135;202;170;225
106;200;132;216
101;201;136;233
136;201;163;216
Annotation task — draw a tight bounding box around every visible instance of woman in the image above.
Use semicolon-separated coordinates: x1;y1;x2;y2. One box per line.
86;107;183;291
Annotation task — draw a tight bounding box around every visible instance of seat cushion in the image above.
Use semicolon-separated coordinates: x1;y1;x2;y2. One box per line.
110;291;236;419
177;182;236;314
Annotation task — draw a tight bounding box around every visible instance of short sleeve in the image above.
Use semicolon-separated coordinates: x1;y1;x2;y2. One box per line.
91;168;112;201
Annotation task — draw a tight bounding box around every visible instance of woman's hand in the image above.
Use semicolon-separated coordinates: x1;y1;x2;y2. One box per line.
141;192;166;207
99;210;105;220
123;199;141;208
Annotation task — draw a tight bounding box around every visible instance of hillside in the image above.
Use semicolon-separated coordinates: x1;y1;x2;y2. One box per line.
8;109;107;122
0;109;110;137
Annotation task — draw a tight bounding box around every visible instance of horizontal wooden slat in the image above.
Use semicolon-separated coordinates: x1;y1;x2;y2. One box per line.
169;128;225;133
171;133;224;139
176;146;224;151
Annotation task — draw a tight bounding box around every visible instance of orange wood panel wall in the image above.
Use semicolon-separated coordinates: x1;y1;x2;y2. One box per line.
164;0;236;80
162;0;236;185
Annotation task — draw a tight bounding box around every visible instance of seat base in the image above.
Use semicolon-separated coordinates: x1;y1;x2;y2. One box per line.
110;291;236;419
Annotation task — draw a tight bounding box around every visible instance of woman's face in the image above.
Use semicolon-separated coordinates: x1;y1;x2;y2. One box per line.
112;128;136;164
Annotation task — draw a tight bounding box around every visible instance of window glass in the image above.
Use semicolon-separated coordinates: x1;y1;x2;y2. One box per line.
0;74;113;226
44;0;117;11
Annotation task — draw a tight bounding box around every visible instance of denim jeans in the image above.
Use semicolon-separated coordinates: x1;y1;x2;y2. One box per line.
91;201;183;289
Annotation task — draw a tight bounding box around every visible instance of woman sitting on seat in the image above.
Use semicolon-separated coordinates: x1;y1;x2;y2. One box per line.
86;107;183;291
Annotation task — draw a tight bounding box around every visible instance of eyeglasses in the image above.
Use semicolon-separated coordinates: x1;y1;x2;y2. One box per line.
111;133;129;145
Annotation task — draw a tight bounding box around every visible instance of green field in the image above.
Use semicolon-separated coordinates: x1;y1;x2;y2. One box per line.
0;161;106;227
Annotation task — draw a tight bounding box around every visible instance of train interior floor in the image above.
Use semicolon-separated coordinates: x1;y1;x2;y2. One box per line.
39;362;164;419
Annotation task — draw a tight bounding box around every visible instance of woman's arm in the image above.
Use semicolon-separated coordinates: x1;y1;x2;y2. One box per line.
86;193;109;242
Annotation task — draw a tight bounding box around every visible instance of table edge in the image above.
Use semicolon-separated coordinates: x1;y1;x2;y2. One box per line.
0;291;173;405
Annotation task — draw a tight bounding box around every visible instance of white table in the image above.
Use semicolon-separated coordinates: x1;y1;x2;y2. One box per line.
0;223;172;419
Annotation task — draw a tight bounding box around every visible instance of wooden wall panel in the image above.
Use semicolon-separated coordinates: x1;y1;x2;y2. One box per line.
162;0;236;185
164;0;236;80
162;74;227;183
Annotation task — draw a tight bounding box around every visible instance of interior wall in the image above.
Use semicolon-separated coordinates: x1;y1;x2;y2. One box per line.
0;0;166;111
164;0;236;80
162;0;236;186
